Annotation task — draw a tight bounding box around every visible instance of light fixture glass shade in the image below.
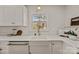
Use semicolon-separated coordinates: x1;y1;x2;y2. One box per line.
37;6;41;10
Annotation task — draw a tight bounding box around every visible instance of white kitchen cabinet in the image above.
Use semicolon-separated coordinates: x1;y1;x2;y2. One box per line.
51;41;63;54
0;5;27;26
63;42;77;54
8;41;29;54
0;6;3;25
8;45;29;54
0;41;9;54
29;41;51;54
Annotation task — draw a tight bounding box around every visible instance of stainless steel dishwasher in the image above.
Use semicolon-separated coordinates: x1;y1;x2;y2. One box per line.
8;41;29;54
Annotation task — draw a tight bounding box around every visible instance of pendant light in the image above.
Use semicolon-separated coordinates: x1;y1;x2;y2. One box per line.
37;5;41;10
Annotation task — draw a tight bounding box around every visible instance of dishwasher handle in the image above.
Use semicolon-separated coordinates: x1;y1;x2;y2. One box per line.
8;41;29;45
8;43;29;45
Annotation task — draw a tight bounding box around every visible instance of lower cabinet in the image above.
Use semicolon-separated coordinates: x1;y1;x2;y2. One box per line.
51;41;63;54
0;40;77;54
0;41;9;54
63;43;77;54
29;41;51;54
29;41;63;54
8;41;29;54
8;45;29;54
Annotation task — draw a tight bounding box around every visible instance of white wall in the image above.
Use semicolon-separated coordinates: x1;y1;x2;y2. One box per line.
27;5;65;35
0;5;66;36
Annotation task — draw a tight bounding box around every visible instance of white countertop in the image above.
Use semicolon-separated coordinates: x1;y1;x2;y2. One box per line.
0;35;78;48
0;35;64;41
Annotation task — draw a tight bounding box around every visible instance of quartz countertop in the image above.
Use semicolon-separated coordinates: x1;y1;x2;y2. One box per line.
0;35;64;41
0;35;74;47
0;35;78;48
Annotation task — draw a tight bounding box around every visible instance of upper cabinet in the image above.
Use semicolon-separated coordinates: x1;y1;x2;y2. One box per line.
0;5;27;26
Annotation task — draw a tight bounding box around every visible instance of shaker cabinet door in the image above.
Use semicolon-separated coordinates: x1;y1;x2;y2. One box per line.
0;41;9;54
63;43;77;54
0;5;27;26
29;41;51;54
3;6;23;26
8;45;28;54
51;41;63;54
0;6;4;26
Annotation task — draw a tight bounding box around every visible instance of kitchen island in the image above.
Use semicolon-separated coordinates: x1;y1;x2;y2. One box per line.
0;35;78;54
